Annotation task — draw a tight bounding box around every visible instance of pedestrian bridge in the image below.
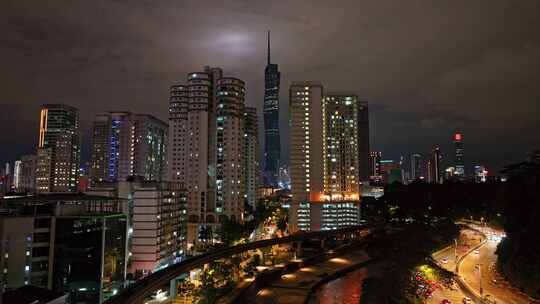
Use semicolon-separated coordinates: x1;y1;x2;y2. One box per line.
105;224;381;304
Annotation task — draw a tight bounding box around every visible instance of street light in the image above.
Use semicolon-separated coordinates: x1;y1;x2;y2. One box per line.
454;238;458;263
478;263;483;296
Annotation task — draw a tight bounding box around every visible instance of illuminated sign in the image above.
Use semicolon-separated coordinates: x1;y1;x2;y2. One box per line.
454;133;462;141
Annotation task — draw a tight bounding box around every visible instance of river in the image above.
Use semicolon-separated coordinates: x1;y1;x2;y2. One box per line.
311;267;367;304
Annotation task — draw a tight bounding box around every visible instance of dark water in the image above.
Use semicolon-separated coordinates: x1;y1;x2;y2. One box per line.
313;268;367;304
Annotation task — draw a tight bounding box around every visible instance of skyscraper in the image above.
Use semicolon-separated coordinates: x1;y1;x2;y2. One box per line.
289;85;361;231
19;155;37;193
35;104;80;193
369;151;382;180
90;112;168;184
410;153;423;181
244;107;259;210
453;132;465;177
428;146;443;184
357;101;370;181
13;161;21;190
263;31;281;187
323;93;360;194
168;67;247;244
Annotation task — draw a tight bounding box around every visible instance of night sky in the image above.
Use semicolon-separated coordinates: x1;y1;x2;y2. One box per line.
1;0;539;173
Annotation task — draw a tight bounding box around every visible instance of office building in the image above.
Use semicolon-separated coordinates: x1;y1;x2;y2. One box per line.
0;194;127;303
13;156;40;193
90;112;168;184
13;161;22;190
474;165;488;183
527;149;540;164
289;85;361;231
168;67;247;244
87;180;186;275
35;104;80;193
453;132;465;177
263;31;281;187
427;146;443;184
410;153;423;181
357;101;370;181
244;107;259;210
369;151;382;181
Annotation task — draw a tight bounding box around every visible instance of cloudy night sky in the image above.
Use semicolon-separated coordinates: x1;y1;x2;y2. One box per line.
1;0;539;172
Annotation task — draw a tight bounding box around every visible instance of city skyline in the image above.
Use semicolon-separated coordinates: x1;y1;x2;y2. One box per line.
2;1;540;172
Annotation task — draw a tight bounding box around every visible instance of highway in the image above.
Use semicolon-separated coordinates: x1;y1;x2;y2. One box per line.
460;225;535;304
431;223;537;304
430;229;482;304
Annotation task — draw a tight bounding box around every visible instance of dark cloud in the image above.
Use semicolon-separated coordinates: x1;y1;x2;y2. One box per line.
1;0;540;172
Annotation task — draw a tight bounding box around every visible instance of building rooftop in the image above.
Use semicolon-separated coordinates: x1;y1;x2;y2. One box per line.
1;193;121;203
2;285;66;304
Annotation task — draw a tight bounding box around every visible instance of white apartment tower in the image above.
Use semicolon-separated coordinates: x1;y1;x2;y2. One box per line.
168;67;249;244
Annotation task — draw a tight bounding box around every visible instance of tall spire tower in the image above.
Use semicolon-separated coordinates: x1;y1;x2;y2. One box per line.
267;30;271;65
263;30;281;187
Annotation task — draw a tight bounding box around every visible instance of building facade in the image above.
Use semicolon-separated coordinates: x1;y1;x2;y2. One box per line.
168;67;248;244
410;153;423;181
357;101;370;181
263;31;281;188
453;132;465;177
244;107;259;210
289;84;361;231
90;112;168;185
35;104;80;193
427;146;443;184
87;180;186;276
0;194;127;304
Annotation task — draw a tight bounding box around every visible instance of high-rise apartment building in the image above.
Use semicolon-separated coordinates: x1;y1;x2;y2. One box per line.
90;112;168;184
168;67;248;244
263;31;281;187
427;146;443;184
244;107;259;210
323;93;360;195
289;84;361;232
35;104;80;193
453;132;465;177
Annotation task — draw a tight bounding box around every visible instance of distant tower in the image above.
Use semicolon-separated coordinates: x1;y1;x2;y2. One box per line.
428;146;443;184
36;104;80;193
453;132;465;177
410;153;422;180
263;31;281;187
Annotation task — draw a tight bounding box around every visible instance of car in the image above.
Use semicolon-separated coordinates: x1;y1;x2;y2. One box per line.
474;249;480;255
441;258;448;264
441;300;451;304
462;297;472;303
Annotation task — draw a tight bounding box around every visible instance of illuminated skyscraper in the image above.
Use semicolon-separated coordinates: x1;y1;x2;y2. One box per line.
289;85;361;231
90;112;168;184
263;31;281;187
35;104;80;193
453;132;465;177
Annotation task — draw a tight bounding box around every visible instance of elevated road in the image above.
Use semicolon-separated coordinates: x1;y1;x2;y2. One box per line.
105;224;381;304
